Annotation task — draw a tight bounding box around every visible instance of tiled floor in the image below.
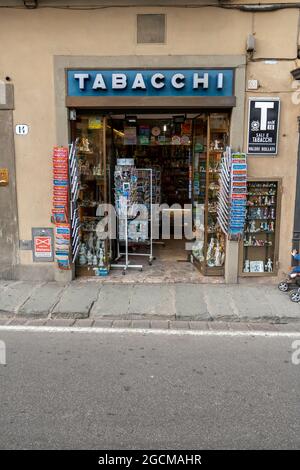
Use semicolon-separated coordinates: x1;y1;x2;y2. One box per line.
78;239;224;284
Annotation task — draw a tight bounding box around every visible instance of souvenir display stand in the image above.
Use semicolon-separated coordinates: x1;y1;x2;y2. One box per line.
240;179;281;276
192;114;230;275
51;146;72;270
69;140;80;263
72;124;111;277
111;165;154;274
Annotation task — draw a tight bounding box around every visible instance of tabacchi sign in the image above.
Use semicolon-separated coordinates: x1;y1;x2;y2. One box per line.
247;97;280;156
67;69;234;97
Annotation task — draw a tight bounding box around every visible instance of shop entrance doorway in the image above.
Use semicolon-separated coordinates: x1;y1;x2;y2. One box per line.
71;110;230;280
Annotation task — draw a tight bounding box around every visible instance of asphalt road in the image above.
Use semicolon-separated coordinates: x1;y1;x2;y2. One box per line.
0;329;299;450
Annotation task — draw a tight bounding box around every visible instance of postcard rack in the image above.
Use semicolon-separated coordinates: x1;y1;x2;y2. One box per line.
112;166;154;274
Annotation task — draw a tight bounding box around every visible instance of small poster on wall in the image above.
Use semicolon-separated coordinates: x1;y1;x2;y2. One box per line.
124;126;137;145
247;97;280;156
138;125;150;145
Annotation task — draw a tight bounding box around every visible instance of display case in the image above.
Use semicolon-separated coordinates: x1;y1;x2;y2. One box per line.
71;115;111;276
240;179;281;276
192;113;229;275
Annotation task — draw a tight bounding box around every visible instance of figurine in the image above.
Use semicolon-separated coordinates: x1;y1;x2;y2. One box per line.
214;241;222;266
82;137;90;152
92;254;98;267
249;220;256;233
256;207;262;219
265;258;273;273
98;247;104;267
88;233;94;252
87;250;93;266
244;259;250;273
78;243;87;266
206;238;215;267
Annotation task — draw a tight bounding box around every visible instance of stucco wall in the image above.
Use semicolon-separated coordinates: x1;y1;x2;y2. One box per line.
0;6;299;277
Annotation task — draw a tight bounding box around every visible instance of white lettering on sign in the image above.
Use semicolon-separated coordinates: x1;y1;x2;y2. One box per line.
217;73;224;89
15;124;29;135
92;74;107;90
132;73;146;90
72;71;228;92
112;74;127;89
74;73;89;90
254;101;274;131
171;73;185;89
193;73;209;89
151;73;165;89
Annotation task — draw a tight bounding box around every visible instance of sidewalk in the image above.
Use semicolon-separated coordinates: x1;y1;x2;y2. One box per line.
0;279;299;324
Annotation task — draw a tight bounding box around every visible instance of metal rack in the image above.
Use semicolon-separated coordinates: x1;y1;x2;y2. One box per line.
111;167;154;274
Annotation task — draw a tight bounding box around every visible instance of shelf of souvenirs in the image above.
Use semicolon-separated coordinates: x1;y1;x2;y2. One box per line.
246;204;276;208
244;237;273;247
116;142;192;148
247;191;276;197
246;217;276;221
80;174;105;181
78;202;100;208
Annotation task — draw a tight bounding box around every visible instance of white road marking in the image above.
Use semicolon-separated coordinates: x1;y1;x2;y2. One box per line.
0;325;299;338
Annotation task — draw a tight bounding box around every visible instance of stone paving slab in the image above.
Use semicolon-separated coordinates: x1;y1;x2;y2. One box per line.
112;320;132;328
0;281;38;316
170;320;190;329
203;285;240;321
26;319;48;326
150;320;170;329
46;319;76;327
175;284;211;320
18;282;66;318
128;284;175;317
208;321;230;331
51;282;101;319
189;321;210;330
74;319;95;328
132;320;151;329
93;319;113;328
91;284;132;317
226;285;274;320
261;286;300;319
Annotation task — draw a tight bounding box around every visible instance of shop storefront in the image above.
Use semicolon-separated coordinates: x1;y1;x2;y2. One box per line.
70;110;231;278
1;4;298;284
61;66;239;280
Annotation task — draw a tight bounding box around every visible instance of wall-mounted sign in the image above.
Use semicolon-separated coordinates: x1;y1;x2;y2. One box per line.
15;124;29;135
67;69;234;98
32;228;54;262
247;98;280;155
